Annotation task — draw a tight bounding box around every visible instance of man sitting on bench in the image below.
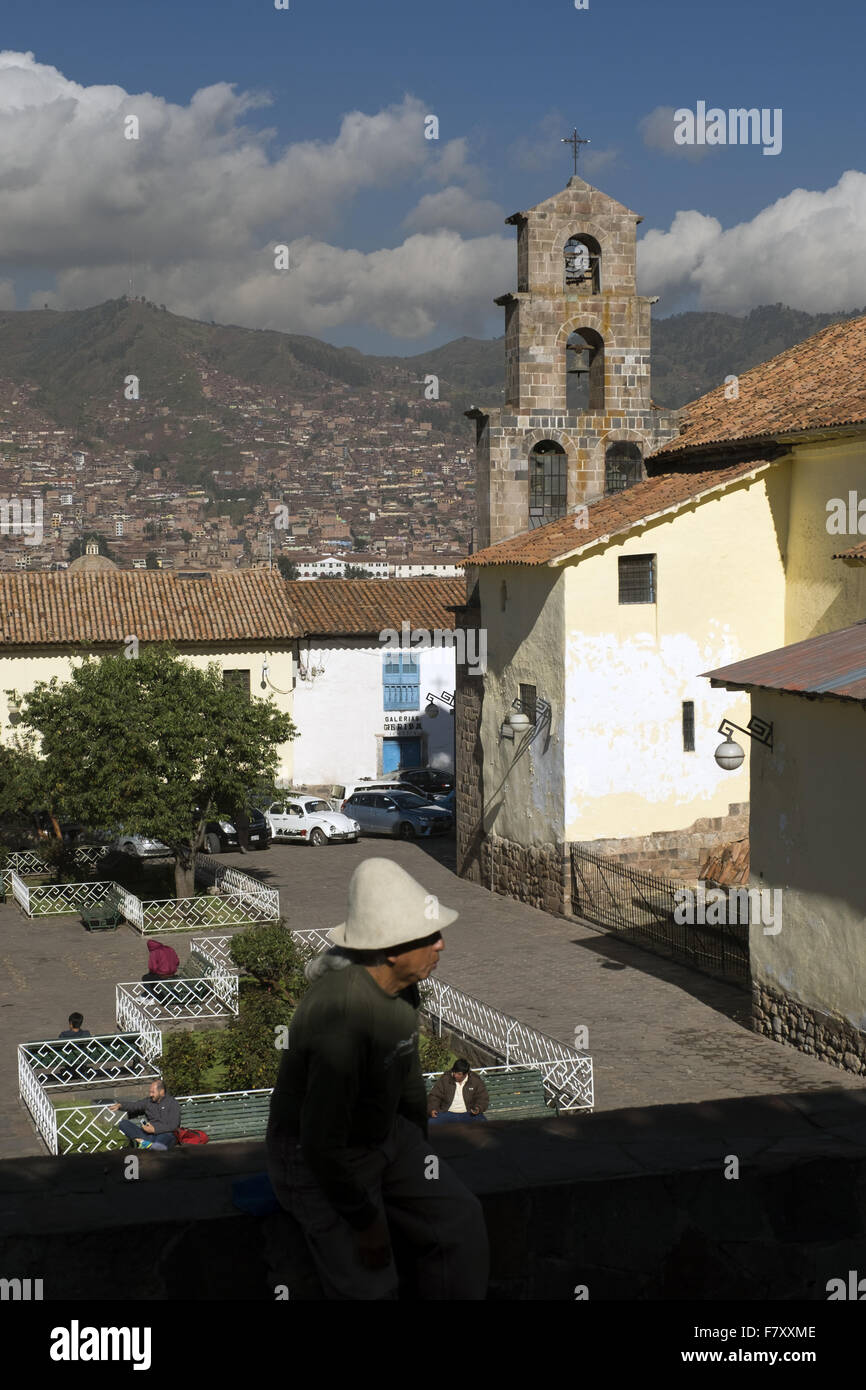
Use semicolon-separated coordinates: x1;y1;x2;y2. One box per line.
428;1059;489;1124
109;1079;181;1150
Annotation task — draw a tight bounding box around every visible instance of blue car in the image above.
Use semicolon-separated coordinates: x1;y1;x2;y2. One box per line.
342;790;453;840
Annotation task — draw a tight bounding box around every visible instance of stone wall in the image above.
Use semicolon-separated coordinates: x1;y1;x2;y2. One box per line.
454;594;485;884
583;803;749;882
480;832;567;917
752;980;866;1078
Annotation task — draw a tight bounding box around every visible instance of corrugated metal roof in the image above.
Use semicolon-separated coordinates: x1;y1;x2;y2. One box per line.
704;622;866;701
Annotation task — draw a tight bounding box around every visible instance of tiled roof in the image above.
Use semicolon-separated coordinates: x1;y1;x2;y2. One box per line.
466;460;776;568
705;621;866;701
831;540;866;560
0;570;300;646
654;314;866;456
699;838;750;888
287;578;466;636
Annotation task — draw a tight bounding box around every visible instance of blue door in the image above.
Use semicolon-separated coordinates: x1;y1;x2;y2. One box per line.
383;736;422;772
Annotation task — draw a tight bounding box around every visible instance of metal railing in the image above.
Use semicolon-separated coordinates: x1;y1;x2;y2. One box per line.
116;973;238;1027
138;893;270;932
194;854;280;920
291;929;593;1112
189;935;236;972
14;878;120;918
18;1033;162;1155
570;844;749;983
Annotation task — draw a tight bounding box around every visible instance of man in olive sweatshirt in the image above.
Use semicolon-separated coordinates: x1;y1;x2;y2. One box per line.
266;857;489;1300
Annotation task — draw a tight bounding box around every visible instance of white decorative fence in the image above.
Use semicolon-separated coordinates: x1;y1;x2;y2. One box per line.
115;972;239;1027
290;929;594;1112
194;853;280;920
189;935;236;972
139;894;266;933
18;1033;162;1155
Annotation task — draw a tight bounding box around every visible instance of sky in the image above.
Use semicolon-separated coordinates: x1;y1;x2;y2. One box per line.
0;0;863;354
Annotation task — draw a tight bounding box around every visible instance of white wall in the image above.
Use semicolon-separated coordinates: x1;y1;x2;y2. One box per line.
291;638;456;788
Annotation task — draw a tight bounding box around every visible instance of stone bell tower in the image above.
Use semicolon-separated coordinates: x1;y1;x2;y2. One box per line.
470;173;679;548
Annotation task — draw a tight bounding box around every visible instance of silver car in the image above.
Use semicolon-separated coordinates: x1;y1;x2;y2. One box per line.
342;790;452;840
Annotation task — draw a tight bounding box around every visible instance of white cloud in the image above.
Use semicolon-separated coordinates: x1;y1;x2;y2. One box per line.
639;105;712;162
638;171;866;314
402;186;505;235
0;51;509;339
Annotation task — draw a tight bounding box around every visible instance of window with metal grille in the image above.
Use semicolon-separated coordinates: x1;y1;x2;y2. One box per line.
518;683;537;726
529;442;567;529
682;701;695;752
222;669;250;700
618;555;655;604
605;442;643;493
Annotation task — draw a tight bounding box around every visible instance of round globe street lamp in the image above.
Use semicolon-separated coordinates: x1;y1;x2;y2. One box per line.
713;715;773;771
714;737;745;771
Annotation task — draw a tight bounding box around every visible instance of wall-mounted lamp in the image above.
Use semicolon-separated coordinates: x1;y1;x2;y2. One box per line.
260;660;270;691
499;694;551;741
424;690;455;719
714;715;773;771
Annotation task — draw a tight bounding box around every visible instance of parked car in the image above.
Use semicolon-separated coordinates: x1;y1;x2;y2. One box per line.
432;788;456;814
380;767;455;796
195;805;272;854
342;790;452;840
114;830;173;861
266;797;360;846
339;779;428;804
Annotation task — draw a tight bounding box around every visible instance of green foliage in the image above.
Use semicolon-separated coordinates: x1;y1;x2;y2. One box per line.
276;556;298;580
221;987;293;1091
229;921;313;1004
67;533;114;561
162;1031;209;1096
10;644;297;896
418;1031;455;1073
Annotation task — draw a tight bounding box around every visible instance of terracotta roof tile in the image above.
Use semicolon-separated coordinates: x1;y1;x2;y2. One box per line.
287;578;466;636
832;540;866;560
654;314;866;456
0;570;301;646
467;459;776;567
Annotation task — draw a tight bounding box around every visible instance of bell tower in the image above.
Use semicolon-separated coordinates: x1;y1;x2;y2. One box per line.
470;171;679;548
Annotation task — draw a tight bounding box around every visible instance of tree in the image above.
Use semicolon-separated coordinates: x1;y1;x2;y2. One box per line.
145;551;160;569
344;565;371;579
10;645;297;897
276;556;298;580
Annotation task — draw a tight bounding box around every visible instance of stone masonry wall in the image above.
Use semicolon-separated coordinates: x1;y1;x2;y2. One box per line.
584;803;749;882
454;598;485;884
752;980;866;1078
480;833;567;917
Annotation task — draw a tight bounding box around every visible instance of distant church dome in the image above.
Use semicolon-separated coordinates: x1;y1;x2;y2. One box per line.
68;538;118;574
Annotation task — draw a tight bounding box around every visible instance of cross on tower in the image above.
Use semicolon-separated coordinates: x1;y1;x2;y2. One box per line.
561;128;590;176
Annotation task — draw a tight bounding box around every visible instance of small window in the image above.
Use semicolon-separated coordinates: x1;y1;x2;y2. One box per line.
519;683;537;726
682;701;695;752
618;555;656;604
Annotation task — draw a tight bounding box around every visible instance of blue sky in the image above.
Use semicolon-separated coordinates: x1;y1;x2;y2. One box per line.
0;0;862;352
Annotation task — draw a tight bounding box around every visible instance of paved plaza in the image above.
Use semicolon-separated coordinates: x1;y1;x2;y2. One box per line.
3;837;863;1157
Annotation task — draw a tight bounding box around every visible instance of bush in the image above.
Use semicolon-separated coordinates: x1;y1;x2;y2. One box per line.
221;987;293;1091
229;920;313;1004
418;1032;455;1073
161;1031;210;1096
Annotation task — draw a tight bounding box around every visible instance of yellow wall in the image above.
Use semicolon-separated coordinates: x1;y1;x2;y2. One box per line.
749;689;866;1028
560;466;789;840
478;566;565;845
0;645;296;784
785;437;866;642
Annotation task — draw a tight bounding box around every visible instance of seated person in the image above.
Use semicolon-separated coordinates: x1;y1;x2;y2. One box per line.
428;1059;490;1123
109;1078;181;1150
59;1011;91;1039
142;940;180;998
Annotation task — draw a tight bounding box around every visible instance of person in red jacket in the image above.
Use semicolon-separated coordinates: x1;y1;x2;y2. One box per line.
142;939;179;996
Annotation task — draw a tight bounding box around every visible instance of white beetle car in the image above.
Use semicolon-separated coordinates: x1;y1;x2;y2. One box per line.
266;796;360;846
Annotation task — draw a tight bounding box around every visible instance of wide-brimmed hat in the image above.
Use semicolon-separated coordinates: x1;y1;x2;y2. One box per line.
329;857;459;950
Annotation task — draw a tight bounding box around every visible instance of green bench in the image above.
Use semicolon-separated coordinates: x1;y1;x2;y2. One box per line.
81;890;124;932
179;1092;271;1141
426;1065;555;1121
